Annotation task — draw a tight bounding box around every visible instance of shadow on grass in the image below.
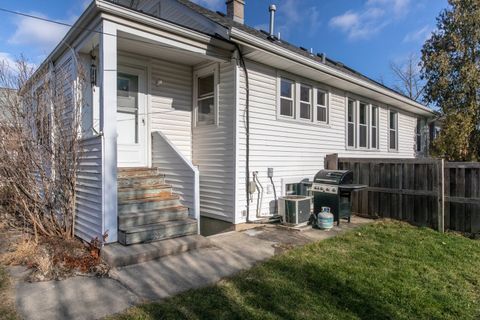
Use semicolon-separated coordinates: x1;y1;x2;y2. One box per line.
121;257;396;320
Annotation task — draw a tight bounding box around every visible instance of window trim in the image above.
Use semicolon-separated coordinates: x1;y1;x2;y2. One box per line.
357;101;369;149
416;118;423;153
346;98;357;149
276;72;331;126
297;83;312;121
278;77;295;119
193;64;219;127
370;105;379;150
388;109;399;151
315;88;329;124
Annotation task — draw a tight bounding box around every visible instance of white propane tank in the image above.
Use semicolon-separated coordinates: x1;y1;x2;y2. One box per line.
317;207;334;230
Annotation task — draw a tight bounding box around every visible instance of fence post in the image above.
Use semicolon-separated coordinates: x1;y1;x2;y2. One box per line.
325;154;338;170
437;158;445;233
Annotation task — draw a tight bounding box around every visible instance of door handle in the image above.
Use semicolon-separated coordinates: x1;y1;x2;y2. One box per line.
142;118;145;125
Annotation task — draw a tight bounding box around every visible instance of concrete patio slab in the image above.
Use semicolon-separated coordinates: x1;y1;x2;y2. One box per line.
14;275;139;320
10;216;373;320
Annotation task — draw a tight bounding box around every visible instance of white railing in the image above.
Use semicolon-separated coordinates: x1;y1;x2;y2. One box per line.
152;131;200;231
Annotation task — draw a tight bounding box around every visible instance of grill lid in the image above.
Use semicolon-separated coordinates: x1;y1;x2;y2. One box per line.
314;170;353;185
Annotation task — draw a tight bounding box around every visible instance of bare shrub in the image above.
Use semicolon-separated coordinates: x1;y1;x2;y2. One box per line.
0;55;86;240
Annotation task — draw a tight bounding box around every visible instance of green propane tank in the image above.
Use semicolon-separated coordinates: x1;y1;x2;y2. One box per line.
317;207;334;230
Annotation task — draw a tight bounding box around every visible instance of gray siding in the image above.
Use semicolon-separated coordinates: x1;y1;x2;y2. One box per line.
236;60;418;221
193;61;236;222
75;136;103;241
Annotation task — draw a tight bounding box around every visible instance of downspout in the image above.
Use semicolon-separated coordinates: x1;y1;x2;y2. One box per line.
233;43;251;223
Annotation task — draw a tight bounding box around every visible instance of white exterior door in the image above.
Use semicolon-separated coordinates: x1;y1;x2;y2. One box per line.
117;66;147;167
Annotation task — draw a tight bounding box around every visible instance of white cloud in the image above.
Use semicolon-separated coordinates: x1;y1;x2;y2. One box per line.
329;11;360;32
190;0;224;11
330;0;412;40
8;12;72;51
403;25;432;43
0;52;36;74
0;52;17;69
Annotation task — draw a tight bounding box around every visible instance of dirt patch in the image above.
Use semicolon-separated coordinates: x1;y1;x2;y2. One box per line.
244;226;314;255
1;233;109;282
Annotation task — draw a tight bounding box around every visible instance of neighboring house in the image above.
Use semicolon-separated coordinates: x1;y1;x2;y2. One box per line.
27;0;435;245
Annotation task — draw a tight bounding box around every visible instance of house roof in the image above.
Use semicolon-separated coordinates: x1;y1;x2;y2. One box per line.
174;0;426;109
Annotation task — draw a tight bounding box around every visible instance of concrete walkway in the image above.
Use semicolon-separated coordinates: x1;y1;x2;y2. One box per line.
12;216;371;320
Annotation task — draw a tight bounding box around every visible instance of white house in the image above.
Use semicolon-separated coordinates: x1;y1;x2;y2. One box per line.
27;0;434;246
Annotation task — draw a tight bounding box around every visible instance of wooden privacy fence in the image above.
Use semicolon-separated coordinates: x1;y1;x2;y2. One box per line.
332;157;480;234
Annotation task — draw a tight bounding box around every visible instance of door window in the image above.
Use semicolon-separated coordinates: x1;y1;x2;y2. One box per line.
117;73;139;144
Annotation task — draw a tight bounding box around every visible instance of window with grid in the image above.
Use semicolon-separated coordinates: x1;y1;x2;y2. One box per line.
196;74;215;126
389;111;398;150
358;102;368;148
316;90;328;123
280;78;294;117
347;99;356;148
299;84;312;120
371;105;378;149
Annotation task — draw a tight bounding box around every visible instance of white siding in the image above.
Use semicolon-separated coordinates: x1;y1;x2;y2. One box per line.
236;61;418;221
150;58;193;160
193;61;236;222
152;131;199;219
75;136;103;241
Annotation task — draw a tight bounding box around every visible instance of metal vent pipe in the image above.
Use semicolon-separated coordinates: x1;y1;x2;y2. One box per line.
269;4;277;36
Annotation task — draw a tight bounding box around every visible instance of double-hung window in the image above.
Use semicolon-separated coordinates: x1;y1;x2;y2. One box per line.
280;78;294;118
389;110;398;150
196;74;216;126
347;99;356;148
416;118;423;152
371;105;379;149
316;90;328;123
299;84;312;120
358;102;368;148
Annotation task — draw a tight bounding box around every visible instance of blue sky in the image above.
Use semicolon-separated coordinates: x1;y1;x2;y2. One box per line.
0;0;448;88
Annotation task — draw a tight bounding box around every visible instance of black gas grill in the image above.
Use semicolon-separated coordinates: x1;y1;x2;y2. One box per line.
311;170;367;226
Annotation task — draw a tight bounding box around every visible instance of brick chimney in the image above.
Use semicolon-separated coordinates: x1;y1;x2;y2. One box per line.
226;0;245;24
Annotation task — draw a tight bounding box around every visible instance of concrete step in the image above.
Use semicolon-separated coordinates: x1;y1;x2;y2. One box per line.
118;195;182;214
102;235;212;267
118;184;172;202
119;206;189;229
118;167;163;179
118;218;198;245
117;175;166;189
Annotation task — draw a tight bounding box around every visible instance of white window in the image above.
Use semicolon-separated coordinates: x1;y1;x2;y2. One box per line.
371;105;379;149
194;66;218;126
316;90;328;123
358;102;368;148
299;84;312;120
347;99;356;148
389;110;398;150
280;78;294;118
416;118;424;152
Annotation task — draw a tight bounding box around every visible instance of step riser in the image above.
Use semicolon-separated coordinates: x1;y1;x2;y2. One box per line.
119;210;189;228
118;199;182;214
118;168;162;179
118;188;172;202
117;177;165;189
118;223;197;245
102;235;211;267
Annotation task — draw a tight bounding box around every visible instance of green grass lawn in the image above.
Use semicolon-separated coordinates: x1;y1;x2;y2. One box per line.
110;221;480;320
